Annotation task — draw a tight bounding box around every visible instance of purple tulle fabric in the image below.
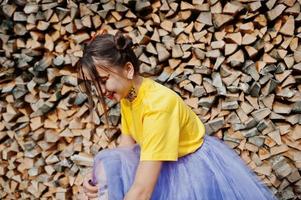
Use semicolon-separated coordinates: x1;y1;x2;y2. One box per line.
92;135;276;200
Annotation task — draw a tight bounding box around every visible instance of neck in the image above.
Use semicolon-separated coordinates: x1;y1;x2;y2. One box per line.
132;75;143;91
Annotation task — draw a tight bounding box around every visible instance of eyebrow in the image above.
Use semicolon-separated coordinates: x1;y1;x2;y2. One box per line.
98;74;109;78
78;74;108;82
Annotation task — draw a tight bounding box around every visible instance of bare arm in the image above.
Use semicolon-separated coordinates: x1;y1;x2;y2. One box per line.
124;161;162;200
118;134;136;148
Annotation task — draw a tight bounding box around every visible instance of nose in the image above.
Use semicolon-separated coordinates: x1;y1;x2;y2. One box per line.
100;83;106;94
95;81;106;95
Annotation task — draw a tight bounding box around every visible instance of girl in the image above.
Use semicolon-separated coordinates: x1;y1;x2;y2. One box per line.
77;30;276;200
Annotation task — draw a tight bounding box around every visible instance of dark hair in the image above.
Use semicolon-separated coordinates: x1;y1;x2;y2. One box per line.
77;31;140;125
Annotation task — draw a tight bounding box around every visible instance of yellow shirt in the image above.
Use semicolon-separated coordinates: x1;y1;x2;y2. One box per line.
120;78;205;161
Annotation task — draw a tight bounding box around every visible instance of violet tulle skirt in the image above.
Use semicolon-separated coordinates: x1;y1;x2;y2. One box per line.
92;135;276;200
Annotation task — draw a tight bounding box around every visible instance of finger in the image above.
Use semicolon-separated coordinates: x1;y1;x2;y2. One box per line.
78;188;89;200
83;179;99;193
84;186;98;194
80;193;89;200
85;191;99;198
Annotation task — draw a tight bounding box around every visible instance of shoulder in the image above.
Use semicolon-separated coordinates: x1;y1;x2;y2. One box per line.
143;79;181;112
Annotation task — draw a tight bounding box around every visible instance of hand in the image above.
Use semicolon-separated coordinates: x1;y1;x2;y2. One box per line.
124;185;151;200
82;172;99;199
78;186;98;200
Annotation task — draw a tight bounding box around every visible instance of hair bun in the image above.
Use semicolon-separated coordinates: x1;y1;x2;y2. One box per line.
114;31;133;51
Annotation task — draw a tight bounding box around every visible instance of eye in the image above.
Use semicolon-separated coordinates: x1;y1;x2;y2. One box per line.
99;76;109;84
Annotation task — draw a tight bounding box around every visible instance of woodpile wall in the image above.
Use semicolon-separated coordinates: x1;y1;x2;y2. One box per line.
0;0;301;199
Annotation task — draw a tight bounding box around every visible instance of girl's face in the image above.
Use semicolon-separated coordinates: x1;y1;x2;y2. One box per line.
81;61;133;102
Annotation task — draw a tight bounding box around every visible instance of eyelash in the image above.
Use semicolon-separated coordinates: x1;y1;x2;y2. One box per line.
99;77;108;84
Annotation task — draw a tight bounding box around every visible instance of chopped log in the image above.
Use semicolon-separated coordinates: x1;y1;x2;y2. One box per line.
1;4;17;18
44;34;54;52
242;33;257;45
156;43;170;62
279;15;295;36
197;12;212;25
267;4;287;21
227;49;245;67
263;53;277;63
14;23;27;36
211;40;225;49
266;0;277;10
273;102;292;114
224;43;238;56
172;45;184;58
213;14;233;28
24;4;39;14
13;12;27;22
226;32;242;45
294;50;301;62
223;2;243;14
211;1;222;14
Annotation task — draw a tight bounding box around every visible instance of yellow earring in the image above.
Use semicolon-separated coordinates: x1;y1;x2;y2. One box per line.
125;81;137;102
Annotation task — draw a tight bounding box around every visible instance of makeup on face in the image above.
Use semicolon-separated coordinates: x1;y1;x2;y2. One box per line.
82;64;132;102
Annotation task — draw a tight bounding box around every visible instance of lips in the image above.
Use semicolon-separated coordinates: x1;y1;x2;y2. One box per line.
106;92;115;99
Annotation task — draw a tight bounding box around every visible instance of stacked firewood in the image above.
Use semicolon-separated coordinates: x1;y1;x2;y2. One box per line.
0;0;300;199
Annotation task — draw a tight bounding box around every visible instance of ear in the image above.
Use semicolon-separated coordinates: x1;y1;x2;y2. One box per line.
124;62;135;80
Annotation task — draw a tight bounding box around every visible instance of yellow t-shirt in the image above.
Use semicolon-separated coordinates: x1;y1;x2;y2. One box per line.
120;78;205;161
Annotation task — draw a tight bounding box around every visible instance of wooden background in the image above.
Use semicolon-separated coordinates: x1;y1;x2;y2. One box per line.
0;0;301;199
